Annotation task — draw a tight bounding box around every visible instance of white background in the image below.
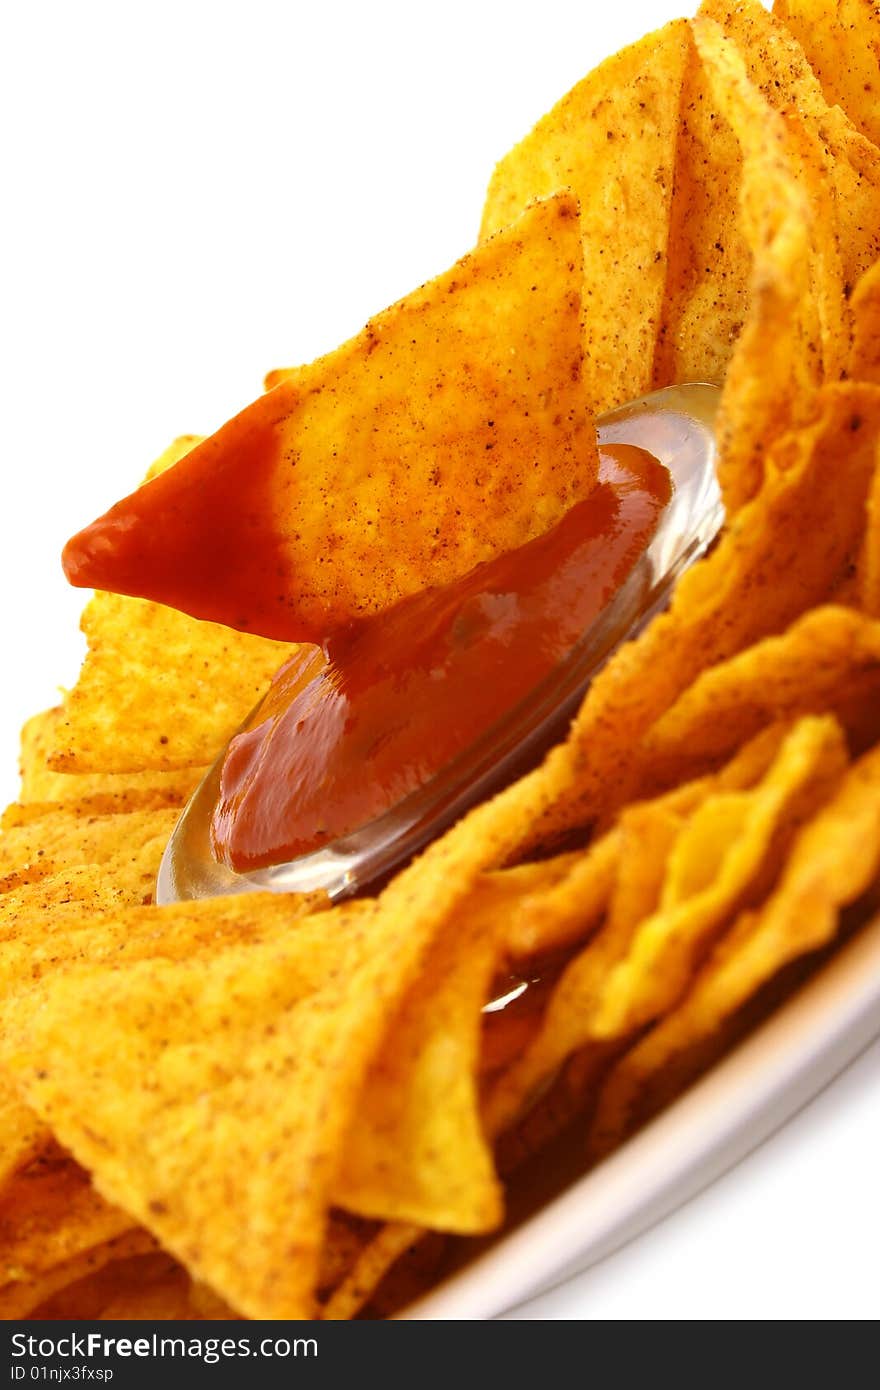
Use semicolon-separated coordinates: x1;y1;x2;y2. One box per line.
2;0;878;1319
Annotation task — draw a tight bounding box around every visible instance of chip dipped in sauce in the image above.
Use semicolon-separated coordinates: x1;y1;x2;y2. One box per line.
212;443;670;872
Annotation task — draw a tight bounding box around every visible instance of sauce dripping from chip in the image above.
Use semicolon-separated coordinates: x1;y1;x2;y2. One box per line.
212;443;670;871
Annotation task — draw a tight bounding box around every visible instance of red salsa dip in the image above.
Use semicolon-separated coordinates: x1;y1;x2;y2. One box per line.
212;442;670;871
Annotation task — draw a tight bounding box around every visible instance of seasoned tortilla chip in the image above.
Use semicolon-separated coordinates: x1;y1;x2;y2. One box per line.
50;594;292;773
653;31;749;390
3;1231;157;1321
321;1222;422;1321
0;1075;53;1188
0;883;327;1008
95;1256;197;1320
852;259;880;385
591;715;847;1037
485;720;844;1133
774;0;880;148
480;747;780;1136
18;708;206;806
334;907;504;1234
590;740;880;1153
484;796;687;1137
0;805;180;879
502;830;620;960
863;449;880;616
481;21;690;414
0;888;470;1318
43;433;290;773
703;0;880;291
693;18;822;509
3;787;191;830
0;1151;134;1292
643;606;880;778
522;382;880;846
62;195;598;644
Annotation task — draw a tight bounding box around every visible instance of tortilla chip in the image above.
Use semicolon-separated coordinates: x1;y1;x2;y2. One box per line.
317;1212;378;1300
591;715;847;1037
0;805;180;879
642;606;880;778
0;1230;157;1321
0;863;57;897
703;0;880;290
590;739;880;1153
0;1074;53;1188
0;886;473;1319
653;31;748;390
851;258;880;384
520;382;880;847
3;786;192;830
485;719;845;1134
18;708;206;806
0;882;327;1009
0;1151;134;1291
862;448;880;616
38;434;288;775
96;1256;198;1320
481;21;690;415
774;0;880;149
483;796;687;1137
62;195;598;644
334;906;504;1234
142;435;205;483
321;1222;422;1320
50;594;293;773
501;830;620;960
693;18;822;510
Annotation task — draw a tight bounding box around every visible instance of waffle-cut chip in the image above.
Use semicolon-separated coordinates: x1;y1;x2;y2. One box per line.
0;887;473;1319
480;21;690;416
0;806;180;879
774;0;880;149
334;906;504;1234
62;195;598;644
642;607;880;778
589;741;880;1155
18;708;206;807
591;715;847;1038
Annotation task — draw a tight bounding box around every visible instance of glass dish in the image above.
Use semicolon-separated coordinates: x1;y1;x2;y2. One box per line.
157;382;723;905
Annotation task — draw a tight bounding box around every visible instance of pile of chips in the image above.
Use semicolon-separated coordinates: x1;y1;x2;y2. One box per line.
3;0;880;1320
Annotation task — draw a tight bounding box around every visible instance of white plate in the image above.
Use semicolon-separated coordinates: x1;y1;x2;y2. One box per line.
401;912;880;1319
